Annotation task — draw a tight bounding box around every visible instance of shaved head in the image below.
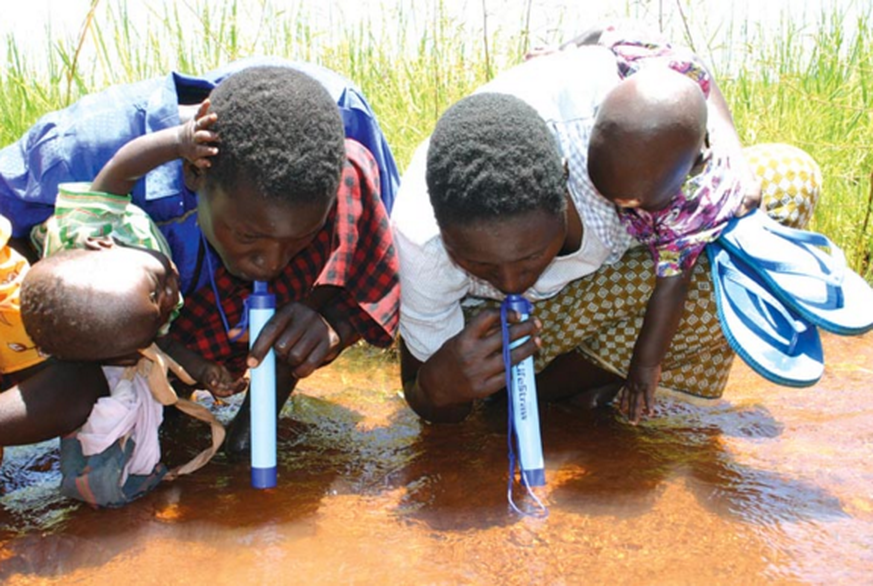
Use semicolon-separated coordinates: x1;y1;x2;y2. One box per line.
588;67;708;210
21;247;174;361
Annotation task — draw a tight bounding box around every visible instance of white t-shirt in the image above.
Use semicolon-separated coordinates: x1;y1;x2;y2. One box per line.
392;46;633;362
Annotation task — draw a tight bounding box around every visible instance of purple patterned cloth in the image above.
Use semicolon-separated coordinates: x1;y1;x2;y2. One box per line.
618;149;744;277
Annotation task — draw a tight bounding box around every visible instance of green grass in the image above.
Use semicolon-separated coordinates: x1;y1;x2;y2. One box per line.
718;9;873;279
1;0;870;279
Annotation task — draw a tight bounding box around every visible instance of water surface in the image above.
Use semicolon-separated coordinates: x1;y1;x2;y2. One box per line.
1;333;871;585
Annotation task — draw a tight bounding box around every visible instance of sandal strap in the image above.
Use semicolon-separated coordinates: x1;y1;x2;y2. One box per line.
719;212;846;310
714;247;809;353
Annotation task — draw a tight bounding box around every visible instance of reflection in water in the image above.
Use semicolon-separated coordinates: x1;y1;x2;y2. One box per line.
1;335;872;584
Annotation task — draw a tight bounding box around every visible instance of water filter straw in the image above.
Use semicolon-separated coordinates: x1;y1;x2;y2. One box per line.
249;281;277;489
504;294;546;487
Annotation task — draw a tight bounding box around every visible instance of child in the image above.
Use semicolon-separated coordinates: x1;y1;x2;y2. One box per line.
27;99;244;397
9;105;237;506
20;244;227;506
586;66;758;423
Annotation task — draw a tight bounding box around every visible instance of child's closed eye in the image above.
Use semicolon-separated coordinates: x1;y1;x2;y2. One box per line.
234;232;259;244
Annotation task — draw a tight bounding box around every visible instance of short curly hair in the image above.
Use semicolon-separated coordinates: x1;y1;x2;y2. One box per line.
206;66;346;205
426;92;567;228
20;249;152;360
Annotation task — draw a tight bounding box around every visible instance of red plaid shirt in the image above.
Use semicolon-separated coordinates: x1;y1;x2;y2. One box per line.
168;140;399;378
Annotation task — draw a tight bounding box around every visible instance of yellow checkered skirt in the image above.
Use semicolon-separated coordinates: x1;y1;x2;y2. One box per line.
477;143;821;399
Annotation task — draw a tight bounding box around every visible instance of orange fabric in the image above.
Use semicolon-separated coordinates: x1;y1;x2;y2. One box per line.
0;215;45;374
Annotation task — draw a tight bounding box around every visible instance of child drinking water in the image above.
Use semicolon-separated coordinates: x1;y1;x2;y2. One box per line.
587;66;759;423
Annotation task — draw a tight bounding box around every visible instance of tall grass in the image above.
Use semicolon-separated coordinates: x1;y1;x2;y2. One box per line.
719;8;873;278
1;0;870;279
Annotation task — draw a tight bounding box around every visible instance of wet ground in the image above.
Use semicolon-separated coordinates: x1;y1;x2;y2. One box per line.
1;332;871;585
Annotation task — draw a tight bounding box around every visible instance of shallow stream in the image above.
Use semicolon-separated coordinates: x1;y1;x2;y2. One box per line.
1;332;871;585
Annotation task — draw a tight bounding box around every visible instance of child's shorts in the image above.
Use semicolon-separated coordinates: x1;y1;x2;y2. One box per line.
59;434;166;508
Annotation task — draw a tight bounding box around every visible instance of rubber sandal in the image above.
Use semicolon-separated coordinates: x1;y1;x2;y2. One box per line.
717;210;873;336
708;242;824;387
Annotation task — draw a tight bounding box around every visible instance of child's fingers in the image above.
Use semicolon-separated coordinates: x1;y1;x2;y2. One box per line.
232;377;249;395
617;385;628;412
210;387;234;398
194;98;213;120
195;144;218;157
193;112;218;131
190;145;218;168
193;130;219;143
619;387;637;422
209;378;242;398
619;386;645;425
645;388;656;416
627;392;641;425
210;375;249;397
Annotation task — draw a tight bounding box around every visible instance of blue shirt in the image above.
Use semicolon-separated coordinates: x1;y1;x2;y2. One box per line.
0;57;400;293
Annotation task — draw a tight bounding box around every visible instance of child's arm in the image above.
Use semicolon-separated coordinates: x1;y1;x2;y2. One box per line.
156;337;247;398
620;271;693;424
705;79;761;215
0;361;108;446
91;100;218;197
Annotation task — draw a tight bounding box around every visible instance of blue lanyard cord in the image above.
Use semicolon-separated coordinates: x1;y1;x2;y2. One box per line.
500;299;548;518
201;231;249;342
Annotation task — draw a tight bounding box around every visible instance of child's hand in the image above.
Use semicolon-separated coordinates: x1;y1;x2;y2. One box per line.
197;360;248;398
618;362;661;425
178;98;219;169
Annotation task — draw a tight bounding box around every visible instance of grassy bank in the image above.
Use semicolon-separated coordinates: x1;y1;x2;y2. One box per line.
1;0;870;278
720;11;873;279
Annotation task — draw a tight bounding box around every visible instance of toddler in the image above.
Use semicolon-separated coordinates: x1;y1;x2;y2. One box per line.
588;66;759;423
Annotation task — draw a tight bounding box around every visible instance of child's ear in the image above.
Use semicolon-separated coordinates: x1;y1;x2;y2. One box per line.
83;236;116;251
182;159;207;192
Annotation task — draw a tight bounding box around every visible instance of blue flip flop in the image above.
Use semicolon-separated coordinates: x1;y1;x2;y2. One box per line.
708;242;824;387
717;210;873;336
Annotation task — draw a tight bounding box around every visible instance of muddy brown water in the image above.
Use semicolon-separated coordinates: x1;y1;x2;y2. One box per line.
1;332;871;585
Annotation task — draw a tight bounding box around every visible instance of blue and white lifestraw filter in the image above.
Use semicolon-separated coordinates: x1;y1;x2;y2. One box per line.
505;294;546;486
249;281;277;489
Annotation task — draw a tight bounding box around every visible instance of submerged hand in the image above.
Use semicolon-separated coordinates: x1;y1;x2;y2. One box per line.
197;361;248;398
619;362;661;425
247;302;340;379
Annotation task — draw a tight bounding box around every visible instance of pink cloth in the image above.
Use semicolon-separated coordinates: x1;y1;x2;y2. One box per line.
76;366;164;484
